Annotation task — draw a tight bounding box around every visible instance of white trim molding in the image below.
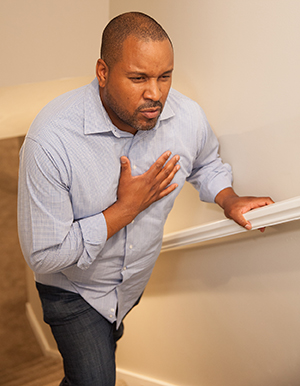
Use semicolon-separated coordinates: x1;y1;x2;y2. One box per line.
162;196;300;252
26;302;61;359
116;368;179;386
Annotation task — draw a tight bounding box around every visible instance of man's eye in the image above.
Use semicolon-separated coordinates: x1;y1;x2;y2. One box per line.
130;77;144;82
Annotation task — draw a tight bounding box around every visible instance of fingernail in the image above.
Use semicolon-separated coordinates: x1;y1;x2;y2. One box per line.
120;157;126;164
245;223;252;230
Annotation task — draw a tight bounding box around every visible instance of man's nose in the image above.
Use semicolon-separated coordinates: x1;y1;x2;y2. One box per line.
143;79;162;101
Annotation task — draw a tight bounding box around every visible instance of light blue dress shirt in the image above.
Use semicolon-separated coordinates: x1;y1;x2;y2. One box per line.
18;78;232;327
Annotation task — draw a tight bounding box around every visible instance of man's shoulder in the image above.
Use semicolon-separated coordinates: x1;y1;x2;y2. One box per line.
168;88;194;102
167;88;206;118
27;82;93;140
37;83;89;120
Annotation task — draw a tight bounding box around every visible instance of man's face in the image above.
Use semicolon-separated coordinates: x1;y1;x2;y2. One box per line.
97;36;174;134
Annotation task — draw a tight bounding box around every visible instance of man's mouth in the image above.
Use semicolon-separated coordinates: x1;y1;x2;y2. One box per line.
139;108;161;120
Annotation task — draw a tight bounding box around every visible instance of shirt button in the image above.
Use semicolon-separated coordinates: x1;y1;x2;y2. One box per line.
132;165;137;170
123;266;127;271
129;245;133;249
109;315;113;318
131;220;134;224
110;308;115;313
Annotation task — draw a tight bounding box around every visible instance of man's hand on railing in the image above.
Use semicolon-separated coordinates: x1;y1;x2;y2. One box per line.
215;187;274;232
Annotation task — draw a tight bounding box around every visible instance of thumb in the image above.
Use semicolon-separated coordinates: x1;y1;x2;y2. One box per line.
120;156;131;175
238;215;252;230
244;220;252;230
228;211;252;230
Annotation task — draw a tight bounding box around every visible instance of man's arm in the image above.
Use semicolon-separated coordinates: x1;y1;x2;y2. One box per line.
18;140;180;273
215;187;274;231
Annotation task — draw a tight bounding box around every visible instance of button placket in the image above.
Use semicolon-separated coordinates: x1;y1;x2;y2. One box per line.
122;219;136;275
122;141;140;276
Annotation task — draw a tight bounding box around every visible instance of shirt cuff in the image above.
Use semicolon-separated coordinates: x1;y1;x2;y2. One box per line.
77;213;108;269
200;165;233;203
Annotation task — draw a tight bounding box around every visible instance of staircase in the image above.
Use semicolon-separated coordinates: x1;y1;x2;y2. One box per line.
0;356;64;386
0;356;128;386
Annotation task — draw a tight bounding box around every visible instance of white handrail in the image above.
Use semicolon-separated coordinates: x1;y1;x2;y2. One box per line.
161;196;300;252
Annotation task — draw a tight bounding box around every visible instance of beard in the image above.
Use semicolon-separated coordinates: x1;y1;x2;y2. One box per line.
104;89;163;131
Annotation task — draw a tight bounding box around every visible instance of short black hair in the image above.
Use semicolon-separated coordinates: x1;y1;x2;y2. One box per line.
100;12;173;68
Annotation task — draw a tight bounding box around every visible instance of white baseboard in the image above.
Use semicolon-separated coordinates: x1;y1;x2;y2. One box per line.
25;302;61;359
116;368;179;386
26;302;179;385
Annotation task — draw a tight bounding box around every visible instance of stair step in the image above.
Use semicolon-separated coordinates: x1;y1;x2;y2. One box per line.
0;356;127;386
0;356;63;386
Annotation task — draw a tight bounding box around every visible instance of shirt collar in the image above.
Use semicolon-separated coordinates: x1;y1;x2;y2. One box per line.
83;78;114;135
83;78;175;136
160;96;175;121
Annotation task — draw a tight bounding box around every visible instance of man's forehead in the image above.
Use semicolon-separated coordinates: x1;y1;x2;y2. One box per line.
121;36;173;64
122;35;172;53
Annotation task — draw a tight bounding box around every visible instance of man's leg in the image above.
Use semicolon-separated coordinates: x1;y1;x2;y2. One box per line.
36;282;123;386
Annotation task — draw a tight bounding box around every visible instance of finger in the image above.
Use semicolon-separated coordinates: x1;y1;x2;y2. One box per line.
157;182;179;200
265;197;275;205
159;162;181;190
120;156;131;177
163;154;180;172
244;221;252;230
156;154;180;182
228;211;252;230
237;214;252;230
147;151;172;177
241;197;274;213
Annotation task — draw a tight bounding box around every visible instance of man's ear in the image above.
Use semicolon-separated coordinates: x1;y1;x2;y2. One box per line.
96;59;109;87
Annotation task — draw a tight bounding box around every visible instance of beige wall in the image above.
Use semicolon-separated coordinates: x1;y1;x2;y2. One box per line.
118;220;300;386
0;0;108;87
110;1;300;385
0;0;109;140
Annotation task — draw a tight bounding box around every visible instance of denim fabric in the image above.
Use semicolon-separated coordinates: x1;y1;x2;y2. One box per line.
36;282;123;386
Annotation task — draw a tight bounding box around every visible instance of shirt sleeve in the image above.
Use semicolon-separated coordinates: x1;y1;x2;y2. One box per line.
186;105;233;202
18;138;107;274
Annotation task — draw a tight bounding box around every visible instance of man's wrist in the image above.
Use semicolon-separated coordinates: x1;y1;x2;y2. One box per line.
103;200;137;240
215;187;238;209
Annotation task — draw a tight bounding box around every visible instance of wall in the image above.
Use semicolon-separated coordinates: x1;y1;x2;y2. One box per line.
0;0;108;87
118;221;300;386
0;0;109;139
109;1;300;385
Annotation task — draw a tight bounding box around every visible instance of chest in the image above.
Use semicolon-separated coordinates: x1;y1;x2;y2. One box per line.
68;127;198;219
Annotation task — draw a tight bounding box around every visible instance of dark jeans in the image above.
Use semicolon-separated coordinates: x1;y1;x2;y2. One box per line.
36;282;124;386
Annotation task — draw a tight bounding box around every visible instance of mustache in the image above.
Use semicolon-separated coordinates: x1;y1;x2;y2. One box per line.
137;101;163;111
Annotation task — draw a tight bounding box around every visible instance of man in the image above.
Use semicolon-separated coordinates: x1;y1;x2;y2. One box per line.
18;12;273;386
